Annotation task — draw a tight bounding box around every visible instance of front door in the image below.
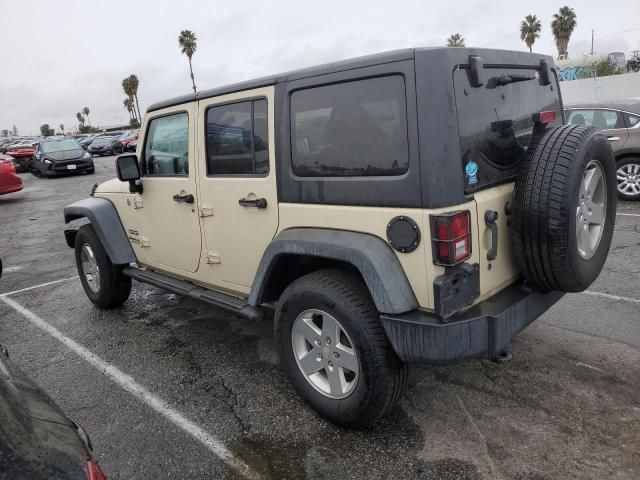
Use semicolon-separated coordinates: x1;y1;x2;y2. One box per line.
137;104;202;273
197;87;279;290
567;108;629;150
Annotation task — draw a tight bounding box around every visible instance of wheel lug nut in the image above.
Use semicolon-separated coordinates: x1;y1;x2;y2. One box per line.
314;339;321;347
325;337;331;345
317;353;323;360
328;361;333;368
333;352;340;359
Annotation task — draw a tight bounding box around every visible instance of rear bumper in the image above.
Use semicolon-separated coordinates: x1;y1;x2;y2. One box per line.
380;282;564;364
46;160;94;175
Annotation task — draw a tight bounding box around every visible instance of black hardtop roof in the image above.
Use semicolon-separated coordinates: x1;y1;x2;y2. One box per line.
147;47;555;113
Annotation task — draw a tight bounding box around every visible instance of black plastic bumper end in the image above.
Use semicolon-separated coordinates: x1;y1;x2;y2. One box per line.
380;283;564;364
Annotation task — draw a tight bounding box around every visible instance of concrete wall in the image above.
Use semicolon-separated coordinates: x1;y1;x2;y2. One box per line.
560;72;640;104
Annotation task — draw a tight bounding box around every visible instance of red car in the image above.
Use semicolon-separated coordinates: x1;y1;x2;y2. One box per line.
5;143;35;172
0;155;23;195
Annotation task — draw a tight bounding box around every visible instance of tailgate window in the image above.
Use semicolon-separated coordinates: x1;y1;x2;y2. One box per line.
454;65;561;193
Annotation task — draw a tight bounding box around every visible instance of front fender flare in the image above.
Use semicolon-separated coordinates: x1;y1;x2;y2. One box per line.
249;228;418;315
64;197;136;265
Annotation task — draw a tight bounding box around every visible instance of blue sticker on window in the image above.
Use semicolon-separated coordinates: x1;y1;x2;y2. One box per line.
465;160;478;185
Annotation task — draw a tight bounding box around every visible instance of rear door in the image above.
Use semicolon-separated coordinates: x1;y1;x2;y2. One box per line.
196;86;278;290
453;63;562;296
567;108;628;150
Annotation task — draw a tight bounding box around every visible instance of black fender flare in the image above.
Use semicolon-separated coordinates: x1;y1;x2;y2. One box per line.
63;197;136;265
248;228;418;315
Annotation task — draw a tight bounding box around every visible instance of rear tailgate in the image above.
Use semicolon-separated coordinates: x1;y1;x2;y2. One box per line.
453;58;562;299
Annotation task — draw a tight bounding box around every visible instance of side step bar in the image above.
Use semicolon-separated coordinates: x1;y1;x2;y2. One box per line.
122;266;265;322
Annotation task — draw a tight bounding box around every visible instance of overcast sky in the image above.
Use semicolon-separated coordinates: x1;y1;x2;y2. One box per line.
1;0;639;135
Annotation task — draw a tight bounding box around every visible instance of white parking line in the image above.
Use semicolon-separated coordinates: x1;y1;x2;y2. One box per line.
0;288;260;479
0;276;78;297
617;213;640;217
582;290;640;305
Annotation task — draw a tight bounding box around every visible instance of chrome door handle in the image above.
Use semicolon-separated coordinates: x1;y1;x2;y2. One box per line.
173;192;194;204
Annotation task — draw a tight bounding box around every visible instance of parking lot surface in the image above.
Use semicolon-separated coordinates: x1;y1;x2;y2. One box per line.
1;156;639;479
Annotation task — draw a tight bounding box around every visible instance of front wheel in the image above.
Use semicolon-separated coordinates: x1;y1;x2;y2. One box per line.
275;269;408;427
74;224;131;308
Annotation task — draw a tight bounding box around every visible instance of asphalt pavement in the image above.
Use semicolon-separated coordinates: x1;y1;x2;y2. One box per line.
0;156;638;479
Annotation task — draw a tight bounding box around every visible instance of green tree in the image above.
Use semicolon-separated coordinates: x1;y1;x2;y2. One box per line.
82;107;90;126
579;58;624;79
551;6;577;60
122;77;138;122
129;118;140;129
446;33;465;47
123;98;134;121
127;75;142;121
59;124;64;134
520;15;542;53
40;124;54;137
11;125;18;136
178;29;198;93
1;130;8;137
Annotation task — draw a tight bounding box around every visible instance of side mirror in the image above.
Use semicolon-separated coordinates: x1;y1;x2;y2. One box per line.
116;154;143;193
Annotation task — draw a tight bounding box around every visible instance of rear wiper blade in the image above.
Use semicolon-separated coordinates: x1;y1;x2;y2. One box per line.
493;73;537;86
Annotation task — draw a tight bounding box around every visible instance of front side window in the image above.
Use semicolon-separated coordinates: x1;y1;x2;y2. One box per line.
290;76;409;177
205;99;269;175
568;109;621;130
144;112;189;176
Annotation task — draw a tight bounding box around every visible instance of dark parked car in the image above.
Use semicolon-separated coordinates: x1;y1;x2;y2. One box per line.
125;138;138;152
566;100;640;200
78;135;99;150
113;132;138;154
33;139;95;177
87;136;119;156
0;342;107;480
5;143;36;172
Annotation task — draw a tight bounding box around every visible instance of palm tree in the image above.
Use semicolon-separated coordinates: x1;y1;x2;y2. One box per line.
520;15;542;53
551;6;577;60
121;77;137;122
178;30;198;93
446;33;465;47
127;75;142;121
82;107;90;126
59;124;64;134
123;98;134;121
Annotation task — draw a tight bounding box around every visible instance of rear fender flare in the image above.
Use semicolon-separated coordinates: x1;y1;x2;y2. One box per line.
249;228;418;315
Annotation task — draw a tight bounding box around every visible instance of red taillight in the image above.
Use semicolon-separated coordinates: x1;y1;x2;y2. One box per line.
533;110;557;124
87;461;107;480
431;211;472;266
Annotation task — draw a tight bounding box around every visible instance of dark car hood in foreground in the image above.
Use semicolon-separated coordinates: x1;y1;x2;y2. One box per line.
0;348;90;479
44;149;85;161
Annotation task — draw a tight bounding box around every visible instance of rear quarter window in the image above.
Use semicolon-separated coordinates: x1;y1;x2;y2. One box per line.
290;75;409;177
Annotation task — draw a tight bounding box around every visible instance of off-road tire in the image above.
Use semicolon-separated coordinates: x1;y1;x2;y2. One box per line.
74;224;131;308
615;157;640;201
275;269;408;428
512;124;616;292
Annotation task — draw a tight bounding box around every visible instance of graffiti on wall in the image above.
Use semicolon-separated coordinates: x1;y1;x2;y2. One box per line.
558;65;592;81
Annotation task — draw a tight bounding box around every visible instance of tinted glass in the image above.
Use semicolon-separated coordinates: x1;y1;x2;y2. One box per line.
290;76;409;177
42;139;81;153
206;99;269;175
568;109;621;129
624;112;640;127
454;66;561;192
144;113;189;176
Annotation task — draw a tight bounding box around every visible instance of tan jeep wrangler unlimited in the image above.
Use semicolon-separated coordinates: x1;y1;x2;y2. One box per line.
63;48;617;427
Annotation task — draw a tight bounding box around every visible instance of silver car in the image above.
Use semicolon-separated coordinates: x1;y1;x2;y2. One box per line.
566;100;640;200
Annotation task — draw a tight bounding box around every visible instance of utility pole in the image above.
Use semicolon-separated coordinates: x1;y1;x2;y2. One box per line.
591;29;594;55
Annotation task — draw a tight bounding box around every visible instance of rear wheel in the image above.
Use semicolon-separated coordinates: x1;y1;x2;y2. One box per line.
275;269;408;427
615;157;640;200
74;224;131;308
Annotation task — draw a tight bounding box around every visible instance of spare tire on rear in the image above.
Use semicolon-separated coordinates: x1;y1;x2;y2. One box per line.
512;124;617;293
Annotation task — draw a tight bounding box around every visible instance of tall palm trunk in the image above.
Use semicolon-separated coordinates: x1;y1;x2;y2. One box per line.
188;57;196;93
133;94;142;123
